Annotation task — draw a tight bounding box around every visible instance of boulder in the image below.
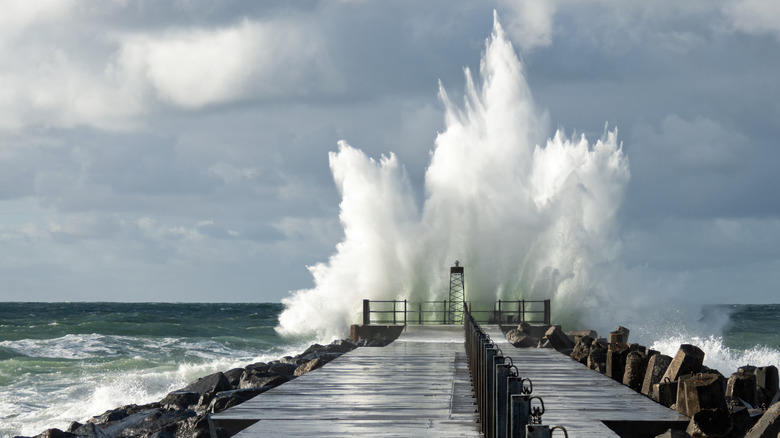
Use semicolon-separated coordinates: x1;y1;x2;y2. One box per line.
745;399;780;437
224;368;246;388
174;414;211;438
160;390;200;410
518;321;531;335
505;329;538;348
208;392;248;414
268;362;298;376
183;372;231;396
606;342;630;382
662;345;705;383
755;366;779;407
623;351;648;392
32;429;79;438
686;408;732;437
570;336;594;364
325;339;357;354
105;408;196;437
544;325;575;352
238;373;289;390
245;362;270;374
676;373;728;417
643;354;673;397
294;358;324;376
609;326;630;343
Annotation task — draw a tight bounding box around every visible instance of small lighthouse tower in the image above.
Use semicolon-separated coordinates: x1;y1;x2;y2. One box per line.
448;261;466;324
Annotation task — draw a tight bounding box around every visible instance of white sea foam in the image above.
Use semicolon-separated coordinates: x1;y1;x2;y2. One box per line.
277;13;632;341
651;334;780;374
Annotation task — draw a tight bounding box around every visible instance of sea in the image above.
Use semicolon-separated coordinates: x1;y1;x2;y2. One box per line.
1;302;779;437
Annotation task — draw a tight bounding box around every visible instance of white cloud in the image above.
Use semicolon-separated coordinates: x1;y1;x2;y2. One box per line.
723;0;780;40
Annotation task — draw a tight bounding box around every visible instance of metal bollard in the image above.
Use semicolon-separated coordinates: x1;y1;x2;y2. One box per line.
484;347;498;438
525;425;569;438
494;358;510;438
509;394;532;438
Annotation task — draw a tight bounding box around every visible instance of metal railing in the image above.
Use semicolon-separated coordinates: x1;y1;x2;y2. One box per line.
362;299;550;326
464;304;568;438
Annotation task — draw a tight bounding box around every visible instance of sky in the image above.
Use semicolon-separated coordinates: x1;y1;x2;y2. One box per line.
0;0;779;304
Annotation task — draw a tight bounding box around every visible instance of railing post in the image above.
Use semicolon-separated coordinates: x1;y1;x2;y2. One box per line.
544;299;550;325
495;357;510;438
521;300;525;323
404;299;407;326
443;300;447;324
498;299;502;325
419;302;422;325
363;299;370;325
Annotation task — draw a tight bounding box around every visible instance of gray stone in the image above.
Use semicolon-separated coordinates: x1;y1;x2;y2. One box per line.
566;330;598;343
238;373;289;390
662;345;705;383
505;329;538;348
224;368;245;388
268;362;299;376
587;343;607;373
160;390;200;410
294;358;325;376
183;372;231;396
756;366;779;406
643;354;673;397
32;429;78;438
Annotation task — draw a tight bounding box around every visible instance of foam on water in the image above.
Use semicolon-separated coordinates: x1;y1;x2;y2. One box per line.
277;13;632;341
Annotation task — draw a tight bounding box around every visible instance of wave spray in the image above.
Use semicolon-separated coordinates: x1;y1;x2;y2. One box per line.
277;14;630;341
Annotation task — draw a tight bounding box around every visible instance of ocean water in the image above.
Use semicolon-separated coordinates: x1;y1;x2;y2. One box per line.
0;302;312;438
1;302;779;437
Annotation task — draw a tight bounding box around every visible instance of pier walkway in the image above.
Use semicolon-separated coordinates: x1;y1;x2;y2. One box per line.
211;325;481;437
212;325;689;437
482;326;689;437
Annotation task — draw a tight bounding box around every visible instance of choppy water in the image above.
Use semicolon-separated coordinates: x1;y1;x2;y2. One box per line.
1;302;778;437
0;303;310;438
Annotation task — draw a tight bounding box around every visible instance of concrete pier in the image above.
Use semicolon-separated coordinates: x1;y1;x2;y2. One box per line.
212;325;690;437
211;325;481;437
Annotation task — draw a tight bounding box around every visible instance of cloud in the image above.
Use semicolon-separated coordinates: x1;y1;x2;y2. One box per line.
723;0;780;41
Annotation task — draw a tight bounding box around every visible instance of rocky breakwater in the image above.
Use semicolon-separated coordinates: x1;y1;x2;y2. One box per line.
505;323;780;438
21;335;394;438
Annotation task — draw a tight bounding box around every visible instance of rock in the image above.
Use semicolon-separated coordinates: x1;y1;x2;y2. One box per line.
86;408;161;437
643;354;673;397
160;391;200;410
609;326;630;343
294;358;324;376
224;368;245;388
326;339;357;353
676;373;728;417
544;325;575;351
686;408;732;437
245;362;270;374
183;372;231;396
538;338;553;349
70;423;113;438
729;405;751;438
658;430;691;438
65;422;82;433
300;351;343;363
745;399;780;437
208;392;248;414
268;362;298;376
606;342;630;382
105;408;196;437
623;351;648;392
174;414;211;438
238;373;289;390
570;335;594;364
518;321;531;335
662;345;705;383
91;407;129;424
505;329;538;348
727;370;758;408
32;429;78;438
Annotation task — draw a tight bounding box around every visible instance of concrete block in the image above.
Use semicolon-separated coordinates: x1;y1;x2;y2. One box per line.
745;399;780;437
662;344;705;383
676;373;728;417
727;371;758;408
643;354;673;397
655;379;679;408
570;335;594;364
623;351;649;392
588;343;607;373
685;408;733;437
606;342;630;382
544;325;575;351
756;366;779;406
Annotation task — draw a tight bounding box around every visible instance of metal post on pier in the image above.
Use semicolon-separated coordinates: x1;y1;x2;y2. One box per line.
363;299;370;325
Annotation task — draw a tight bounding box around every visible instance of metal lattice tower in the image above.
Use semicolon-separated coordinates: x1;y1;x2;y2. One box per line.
448;260;466;324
